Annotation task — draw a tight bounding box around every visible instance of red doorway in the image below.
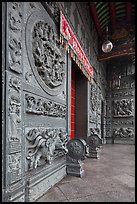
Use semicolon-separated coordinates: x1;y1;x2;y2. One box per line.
70;66;75;139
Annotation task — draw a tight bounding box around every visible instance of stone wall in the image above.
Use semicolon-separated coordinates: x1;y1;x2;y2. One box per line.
59;2;107;142
106;58;135;144
2;2;107;202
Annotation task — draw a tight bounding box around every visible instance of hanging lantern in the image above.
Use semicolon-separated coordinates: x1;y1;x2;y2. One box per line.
102;40;113;53
102;26;113;53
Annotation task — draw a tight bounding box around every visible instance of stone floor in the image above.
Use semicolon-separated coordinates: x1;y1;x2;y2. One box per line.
36;144;135;202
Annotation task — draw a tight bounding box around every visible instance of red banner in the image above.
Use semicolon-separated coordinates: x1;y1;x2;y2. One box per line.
60;11;94;80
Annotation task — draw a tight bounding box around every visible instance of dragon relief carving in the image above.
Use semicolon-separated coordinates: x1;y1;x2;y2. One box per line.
113;99;134;117
25;94;66;118
32;21;65;89
113;127;134;139
26;128;69;169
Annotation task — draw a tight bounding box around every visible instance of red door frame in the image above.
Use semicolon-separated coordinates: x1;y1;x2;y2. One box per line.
70;67;75;139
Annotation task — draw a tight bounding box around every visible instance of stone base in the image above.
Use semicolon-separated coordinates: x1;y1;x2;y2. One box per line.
66;160;84;177
106;137;113;144
26;157;66;202
87;148;99;159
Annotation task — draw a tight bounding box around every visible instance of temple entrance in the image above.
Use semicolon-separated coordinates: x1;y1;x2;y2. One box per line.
70;60;88;140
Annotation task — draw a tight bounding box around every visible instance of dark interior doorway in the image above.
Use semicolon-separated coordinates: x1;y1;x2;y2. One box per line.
71;60;88;140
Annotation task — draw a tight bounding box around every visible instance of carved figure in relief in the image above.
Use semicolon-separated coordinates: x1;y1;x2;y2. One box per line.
114;99;133;117
9;77;21;93
9;12;21;32
25;95;36;111
113;127;133;138
25;94;66;118
26;128;68;169
9;37;22;72
9;95;21;140
9;154;20;171
32;21;65;89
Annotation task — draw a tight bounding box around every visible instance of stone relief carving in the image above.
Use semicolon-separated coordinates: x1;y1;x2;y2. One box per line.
113;127;134;139
89;114;96;123
89;127;100;136
8;153;21;183
113;90;134;98
90;83;97;111
64;2;72;18
26;128;68;169
8;2;22;73
8;76;21;145
44;2;60;22
25;94;66;118
113;99;134;117
120;76;135;89
32;21;65;89
111;73;121;89
113;120;134;126
9;95;21;141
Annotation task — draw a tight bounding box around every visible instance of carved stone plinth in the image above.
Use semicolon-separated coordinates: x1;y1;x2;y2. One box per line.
66;139;86;177
86;134;102;159
87;147;99;159
66;155;84;177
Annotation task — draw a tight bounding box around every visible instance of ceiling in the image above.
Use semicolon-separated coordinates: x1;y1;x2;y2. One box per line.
88;2;135;61
89;2;135;37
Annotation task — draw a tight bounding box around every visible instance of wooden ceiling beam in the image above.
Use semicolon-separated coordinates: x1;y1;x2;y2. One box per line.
126;2;132;22
109;2;116;28
89;2;102;38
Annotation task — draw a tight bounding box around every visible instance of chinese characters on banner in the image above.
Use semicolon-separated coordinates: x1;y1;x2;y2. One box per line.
60;11;94;82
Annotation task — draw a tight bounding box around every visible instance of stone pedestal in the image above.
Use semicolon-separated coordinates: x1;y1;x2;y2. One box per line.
87;147;99;159
66;155;84;177
66;139;86;177
87;134;102;159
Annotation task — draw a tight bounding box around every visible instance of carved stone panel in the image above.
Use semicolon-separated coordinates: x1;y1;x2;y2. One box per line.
113;127;134;139
113;99;134;117
8;74;22;153
8;2;23;74
8;153;22;183
6;72;22;186
25;94;66;118
90;83;97;112
25;127;68;170
25;11;65;95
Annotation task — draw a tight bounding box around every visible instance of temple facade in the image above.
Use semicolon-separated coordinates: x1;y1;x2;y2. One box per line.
2;2;135;202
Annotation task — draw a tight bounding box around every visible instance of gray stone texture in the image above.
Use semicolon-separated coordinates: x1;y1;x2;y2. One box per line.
36;144;135;202
2;1;135;202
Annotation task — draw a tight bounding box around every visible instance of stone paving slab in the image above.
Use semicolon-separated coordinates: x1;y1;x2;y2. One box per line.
36;144;135;202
